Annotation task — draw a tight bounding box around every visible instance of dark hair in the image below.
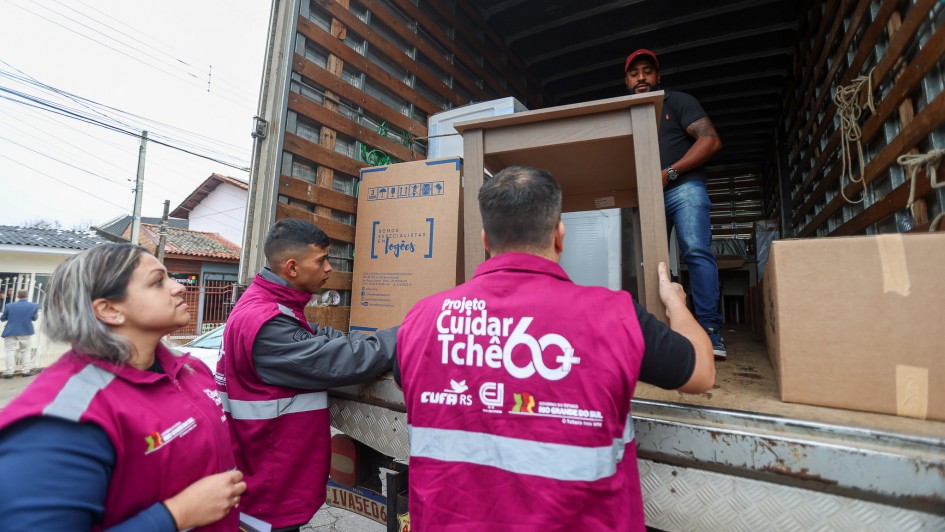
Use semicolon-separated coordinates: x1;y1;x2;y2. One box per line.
264;218;331;266
478;166;562;253
44;243;150;362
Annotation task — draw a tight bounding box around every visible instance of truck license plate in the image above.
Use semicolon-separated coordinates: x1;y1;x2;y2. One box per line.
325;479;388;525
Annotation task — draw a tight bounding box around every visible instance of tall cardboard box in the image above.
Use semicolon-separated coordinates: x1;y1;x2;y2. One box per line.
350;157;463;331
764;233;945;420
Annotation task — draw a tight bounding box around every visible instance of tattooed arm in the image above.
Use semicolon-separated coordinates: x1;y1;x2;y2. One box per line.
661;116;723;186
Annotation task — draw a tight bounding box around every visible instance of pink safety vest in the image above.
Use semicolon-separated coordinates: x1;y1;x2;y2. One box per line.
0;345;238;531
398;253;647;531
218;273;331;528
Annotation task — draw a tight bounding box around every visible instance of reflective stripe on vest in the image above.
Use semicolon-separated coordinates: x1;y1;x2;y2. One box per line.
409;413;635;482
219;391;328;420
42;364;115;421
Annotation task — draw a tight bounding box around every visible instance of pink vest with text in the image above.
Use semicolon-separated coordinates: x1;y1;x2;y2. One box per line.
218;273;331;528
399;253;647;531
0;345;237;531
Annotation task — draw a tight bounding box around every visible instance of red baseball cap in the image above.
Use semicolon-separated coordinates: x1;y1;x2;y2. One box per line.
624;49;659;72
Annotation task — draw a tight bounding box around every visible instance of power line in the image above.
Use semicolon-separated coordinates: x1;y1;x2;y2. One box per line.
0;152;132;212
0;133;130;187
0;85;250;171
0;62;251;157
64;0;259;102
3;0;256;108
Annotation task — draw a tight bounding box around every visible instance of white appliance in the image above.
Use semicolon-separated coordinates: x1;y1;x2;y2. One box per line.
427;97;528;159
559;209;622;290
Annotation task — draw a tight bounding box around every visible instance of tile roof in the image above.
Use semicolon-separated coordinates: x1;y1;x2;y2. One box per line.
170;173;249;219
139;224;240;260
0;225;110;250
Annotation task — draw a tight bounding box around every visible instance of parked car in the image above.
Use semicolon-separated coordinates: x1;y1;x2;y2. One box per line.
176;325;224;370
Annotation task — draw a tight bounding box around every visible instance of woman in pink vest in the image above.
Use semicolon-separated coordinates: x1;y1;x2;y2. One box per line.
0;244;246;531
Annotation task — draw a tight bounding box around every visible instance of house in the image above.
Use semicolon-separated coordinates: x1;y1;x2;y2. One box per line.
128;223;242;339
170;173;248;246
0;225;112;368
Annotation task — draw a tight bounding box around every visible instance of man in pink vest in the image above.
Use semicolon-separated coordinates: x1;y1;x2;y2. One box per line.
219;218;397;531
397;166;716;530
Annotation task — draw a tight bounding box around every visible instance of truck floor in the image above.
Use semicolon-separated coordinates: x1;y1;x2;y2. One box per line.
633;324;945;439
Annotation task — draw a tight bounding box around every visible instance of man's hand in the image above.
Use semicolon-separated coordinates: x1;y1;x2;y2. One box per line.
657;262;687;319
660;168;669;188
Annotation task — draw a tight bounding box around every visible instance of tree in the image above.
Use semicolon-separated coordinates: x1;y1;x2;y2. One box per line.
21;219;62;230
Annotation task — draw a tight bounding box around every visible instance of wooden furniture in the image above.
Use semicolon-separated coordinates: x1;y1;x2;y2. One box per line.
453;92;669;321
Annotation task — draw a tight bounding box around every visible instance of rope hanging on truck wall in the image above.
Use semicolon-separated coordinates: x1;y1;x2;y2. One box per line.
897;148;945;231
833;68;876;204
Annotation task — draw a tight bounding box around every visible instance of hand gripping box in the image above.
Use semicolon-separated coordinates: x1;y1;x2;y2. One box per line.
350;157;464;332
763;233;945;420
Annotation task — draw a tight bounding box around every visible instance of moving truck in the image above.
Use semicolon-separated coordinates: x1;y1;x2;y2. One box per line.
238;0;945;529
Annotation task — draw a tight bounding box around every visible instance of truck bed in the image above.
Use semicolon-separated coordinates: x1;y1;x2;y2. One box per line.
634;326;945;439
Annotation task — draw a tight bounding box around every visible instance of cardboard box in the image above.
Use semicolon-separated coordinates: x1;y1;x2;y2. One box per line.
350;157;463;331
764;233;945;420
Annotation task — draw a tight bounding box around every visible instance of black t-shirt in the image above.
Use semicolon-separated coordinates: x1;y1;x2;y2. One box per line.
633;299;696;390
659;90;709;190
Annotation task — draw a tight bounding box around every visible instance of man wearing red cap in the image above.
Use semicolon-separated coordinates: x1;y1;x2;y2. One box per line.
624;48;727;359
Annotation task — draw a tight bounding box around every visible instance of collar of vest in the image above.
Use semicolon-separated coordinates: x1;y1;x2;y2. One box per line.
75;343;188;384
473;252;571;282
253;268;315;311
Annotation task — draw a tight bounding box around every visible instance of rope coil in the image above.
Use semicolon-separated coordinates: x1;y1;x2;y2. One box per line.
833;68;876;204
897;148;945;231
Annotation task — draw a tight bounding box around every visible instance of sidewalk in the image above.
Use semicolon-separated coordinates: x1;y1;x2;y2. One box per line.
0;372;38;409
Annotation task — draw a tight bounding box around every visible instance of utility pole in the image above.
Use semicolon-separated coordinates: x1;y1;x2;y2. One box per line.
130;130;148;245
156;200;170;263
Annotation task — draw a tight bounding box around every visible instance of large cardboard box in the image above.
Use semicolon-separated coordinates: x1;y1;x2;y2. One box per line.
764;233;945;420
350;157;463;331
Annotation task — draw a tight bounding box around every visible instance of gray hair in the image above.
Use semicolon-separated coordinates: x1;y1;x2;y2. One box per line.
43;243;150;363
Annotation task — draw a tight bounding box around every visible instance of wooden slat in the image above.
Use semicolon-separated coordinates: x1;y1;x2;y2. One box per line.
276;202;357;243
278;174;358;214
783;0;841;150
388;0;507;98
456;0;552;106
323;271;353;292
784;0;848;161
287;92;419;162
791;16;945;226
424;0;529;100
284;131;363;177
314;0;467;108
297;17;443;117
787;0;878;178
829;162;942;236
305;306;351;332
790;0;937;211
357;0;491;102
293;53;426;136
788;0;900;194
798;88;945;237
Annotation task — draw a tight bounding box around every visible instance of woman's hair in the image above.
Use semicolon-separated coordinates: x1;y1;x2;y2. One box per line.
43;243;150;362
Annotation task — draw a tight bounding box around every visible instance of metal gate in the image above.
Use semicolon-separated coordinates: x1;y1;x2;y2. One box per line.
171;281;235;340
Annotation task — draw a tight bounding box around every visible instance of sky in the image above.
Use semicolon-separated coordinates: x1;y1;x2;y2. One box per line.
0;0;272;231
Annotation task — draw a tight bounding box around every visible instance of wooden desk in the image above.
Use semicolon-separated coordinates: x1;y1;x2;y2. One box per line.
454;92;669;322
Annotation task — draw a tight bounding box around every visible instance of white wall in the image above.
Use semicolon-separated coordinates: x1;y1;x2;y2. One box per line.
0;246;78;274
186;183;247;245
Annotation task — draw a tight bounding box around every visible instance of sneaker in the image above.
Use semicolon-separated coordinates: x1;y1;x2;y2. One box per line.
2;374;12;379
707;328;727;360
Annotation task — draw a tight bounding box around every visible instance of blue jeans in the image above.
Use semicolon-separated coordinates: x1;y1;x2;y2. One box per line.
664;180;721;331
